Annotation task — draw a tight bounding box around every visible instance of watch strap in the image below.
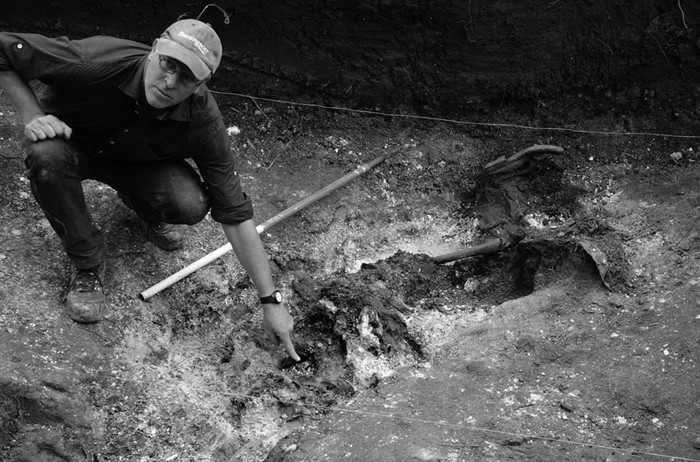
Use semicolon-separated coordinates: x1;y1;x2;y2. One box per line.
260;290;283;304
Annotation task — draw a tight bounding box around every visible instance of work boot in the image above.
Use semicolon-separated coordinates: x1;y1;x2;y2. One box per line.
142;221;185;251
65;264;106;323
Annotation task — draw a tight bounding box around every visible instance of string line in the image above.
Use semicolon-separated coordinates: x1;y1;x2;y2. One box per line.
211;90;700;140
323;407;700;461
110;373;699;462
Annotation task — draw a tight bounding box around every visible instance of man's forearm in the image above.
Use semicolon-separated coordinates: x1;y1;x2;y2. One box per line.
0;70;45;124
222;219;276;296
224;219;299;360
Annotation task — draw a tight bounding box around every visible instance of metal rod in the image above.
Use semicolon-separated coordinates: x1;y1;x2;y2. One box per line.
432;238;505;264
139;148;400;300
432;228;526;264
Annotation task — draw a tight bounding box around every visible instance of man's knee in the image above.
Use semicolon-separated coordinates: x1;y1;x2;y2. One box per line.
153;182;208;225
24;139;79;182
160;163;210;225
173;188;209;225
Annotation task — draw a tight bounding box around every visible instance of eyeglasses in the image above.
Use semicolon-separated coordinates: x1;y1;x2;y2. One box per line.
158;55;202;88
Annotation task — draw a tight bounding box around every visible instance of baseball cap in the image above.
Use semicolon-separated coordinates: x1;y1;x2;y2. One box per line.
154;19;222;81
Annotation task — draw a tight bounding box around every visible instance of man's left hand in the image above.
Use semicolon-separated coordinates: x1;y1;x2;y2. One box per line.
262;304;300;362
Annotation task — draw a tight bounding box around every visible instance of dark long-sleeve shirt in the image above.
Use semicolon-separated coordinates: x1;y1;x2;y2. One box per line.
0;31;253;225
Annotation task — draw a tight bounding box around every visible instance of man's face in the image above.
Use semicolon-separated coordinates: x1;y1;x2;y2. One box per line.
143;52;204;108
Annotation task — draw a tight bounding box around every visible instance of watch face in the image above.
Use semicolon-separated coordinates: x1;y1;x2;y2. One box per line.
273;291;283;303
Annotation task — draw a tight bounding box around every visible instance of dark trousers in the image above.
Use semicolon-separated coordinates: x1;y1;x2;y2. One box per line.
24;138;209;269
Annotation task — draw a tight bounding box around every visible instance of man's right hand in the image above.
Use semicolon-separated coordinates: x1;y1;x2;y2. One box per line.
25;114;72;141
0;70;71;141
262;303;301;362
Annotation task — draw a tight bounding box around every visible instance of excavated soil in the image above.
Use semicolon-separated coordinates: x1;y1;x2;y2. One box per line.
1;89;700;461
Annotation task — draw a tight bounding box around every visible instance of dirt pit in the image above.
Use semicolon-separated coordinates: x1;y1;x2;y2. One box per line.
1;93;700;461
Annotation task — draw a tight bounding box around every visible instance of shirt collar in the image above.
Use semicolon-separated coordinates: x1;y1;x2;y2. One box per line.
119;55;192;122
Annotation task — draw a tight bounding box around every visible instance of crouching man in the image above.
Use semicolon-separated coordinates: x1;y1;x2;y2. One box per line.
0;19;300;361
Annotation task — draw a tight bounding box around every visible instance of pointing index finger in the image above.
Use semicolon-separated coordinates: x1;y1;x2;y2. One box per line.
277;333;300;362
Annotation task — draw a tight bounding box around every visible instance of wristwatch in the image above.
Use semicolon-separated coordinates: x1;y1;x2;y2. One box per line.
259;290;283;304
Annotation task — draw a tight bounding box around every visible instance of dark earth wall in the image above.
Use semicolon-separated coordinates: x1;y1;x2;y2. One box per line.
3;0;700;115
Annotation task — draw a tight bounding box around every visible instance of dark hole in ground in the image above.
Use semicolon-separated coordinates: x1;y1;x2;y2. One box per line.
287;238;604;375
